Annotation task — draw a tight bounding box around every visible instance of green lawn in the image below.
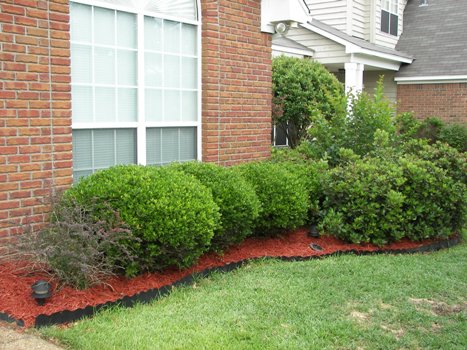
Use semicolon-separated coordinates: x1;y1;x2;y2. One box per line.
41;242;467;350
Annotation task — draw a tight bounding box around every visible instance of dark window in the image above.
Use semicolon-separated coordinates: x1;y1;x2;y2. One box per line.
381;10;398;36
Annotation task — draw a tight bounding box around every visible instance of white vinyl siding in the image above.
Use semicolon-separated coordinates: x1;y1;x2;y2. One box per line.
70;0;200;182
352;0;370;40
287;27;347;65
305;0;348;33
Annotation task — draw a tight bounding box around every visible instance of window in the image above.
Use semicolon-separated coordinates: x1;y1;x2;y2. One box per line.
381;0;398;36
70;1;200;181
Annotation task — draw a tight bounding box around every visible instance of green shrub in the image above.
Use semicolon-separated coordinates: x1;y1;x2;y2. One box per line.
66;165;220;275
320;156;465;245
307;78;396;164
272;56;344;148
402;139;467;185
439;123;467;152
415;117;444;143
234;162;309;235
169;162;260;251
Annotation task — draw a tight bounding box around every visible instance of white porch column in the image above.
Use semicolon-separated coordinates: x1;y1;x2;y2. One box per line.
344;62;365;95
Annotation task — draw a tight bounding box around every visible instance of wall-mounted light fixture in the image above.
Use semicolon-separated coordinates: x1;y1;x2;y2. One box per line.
274;22;290;35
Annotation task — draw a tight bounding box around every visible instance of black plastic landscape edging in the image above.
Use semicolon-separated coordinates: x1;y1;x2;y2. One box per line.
0;235;461;328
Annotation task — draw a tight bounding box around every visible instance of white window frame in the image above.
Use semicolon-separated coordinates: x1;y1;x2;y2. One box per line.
380;0;398;36
71;0;202;167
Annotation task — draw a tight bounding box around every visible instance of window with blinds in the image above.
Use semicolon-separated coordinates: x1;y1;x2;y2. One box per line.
70;1;200;182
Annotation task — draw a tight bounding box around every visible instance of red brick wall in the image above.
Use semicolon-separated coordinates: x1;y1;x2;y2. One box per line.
0;0;272;238
397;83;467;124
201;0;272;165
0;0;73;239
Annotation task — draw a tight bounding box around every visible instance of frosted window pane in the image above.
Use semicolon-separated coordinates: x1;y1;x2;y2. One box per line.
117;50;137;86
72;86;93;123
164;21;180;54
117;12;136;48
72;130;92;169
144;17;162;51
146;128;161;165
161;128;179;163
182;24;196;55
145;53;163;87
164;55;180;88
179;128;196;161
71;44;92;84
95;87;116;122
391;2;398;14
145;89;163;122
182;91;197;121
164;90;181;121
94;129;115;168
118;88;137;122
116;129;136;164
94;7;115;46
181;57;196;89
71;3;91;43
95;47;115;84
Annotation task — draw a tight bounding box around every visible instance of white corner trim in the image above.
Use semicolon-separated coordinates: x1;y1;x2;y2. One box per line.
272;44;314;57
395;75;467;84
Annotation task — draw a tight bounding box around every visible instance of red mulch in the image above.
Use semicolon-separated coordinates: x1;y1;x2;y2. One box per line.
0;229;454;327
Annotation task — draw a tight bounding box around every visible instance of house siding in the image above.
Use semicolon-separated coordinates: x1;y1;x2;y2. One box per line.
287;27;347;65
0;0;272;238
352;0;370;40
305;0;347;33
397;83;467;124
364;71;397;102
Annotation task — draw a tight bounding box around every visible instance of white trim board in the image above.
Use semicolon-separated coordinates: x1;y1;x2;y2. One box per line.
395;75;467;84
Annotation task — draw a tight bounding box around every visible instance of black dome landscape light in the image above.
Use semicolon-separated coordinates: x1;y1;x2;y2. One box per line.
31;280;52;306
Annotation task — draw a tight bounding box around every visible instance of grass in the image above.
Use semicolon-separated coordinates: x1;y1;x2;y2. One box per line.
41;243;467;350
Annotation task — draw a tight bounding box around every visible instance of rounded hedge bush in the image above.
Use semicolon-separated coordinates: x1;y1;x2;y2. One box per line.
169;162;261;251
65;165;221;275
320;156;465;245
233;162;309;235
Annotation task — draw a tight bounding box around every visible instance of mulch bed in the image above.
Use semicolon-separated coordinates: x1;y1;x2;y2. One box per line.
0;229;461;328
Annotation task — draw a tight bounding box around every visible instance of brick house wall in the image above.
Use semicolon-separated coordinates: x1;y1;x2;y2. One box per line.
201;0;272;165
0;0;272;238
397;83;467;124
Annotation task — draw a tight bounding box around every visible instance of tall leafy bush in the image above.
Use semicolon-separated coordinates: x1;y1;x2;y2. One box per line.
272;56;344;148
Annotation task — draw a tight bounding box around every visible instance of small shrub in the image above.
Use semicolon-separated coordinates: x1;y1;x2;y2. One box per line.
66;165;221;275
439;123;467;152
9;195;137;289
320;156;465;245
169;162;260;251
234;162;309;235
415;117;444;143
395;112;421;140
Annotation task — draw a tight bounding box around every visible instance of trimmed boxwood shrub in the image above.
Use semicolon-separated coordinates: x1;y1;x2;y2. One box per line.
65;165;220;275
233;162;309;235
169;162;261;251
320;156;465;245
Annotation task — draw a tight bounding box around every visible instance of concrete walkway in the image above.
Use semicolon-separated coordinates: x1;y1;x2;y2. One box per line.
0;324;63;350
